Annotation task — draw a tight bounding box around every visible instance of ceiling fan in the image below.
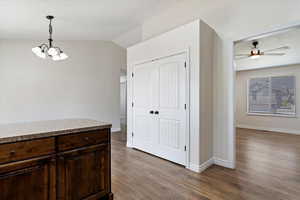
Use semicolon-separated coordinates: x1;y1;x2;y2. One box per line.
235;41;290;60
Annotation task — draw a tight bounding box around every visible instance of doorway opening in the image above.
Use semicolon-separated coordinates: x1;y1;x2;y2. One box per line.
232;25;300;198
120;69;127;142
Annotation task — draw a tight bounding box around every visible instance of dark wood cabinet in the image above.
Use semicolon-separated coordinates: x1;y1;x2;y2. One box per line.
0;128;112;200
0;156;56;200
57;144;110;200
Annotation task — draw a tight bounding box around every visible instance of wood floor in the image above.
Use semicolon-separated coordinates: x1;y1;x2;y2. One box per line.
111;128;300;200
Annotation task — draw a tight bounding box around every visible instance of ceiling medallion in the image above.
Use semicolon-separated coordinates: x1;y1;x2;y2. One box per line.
32;15;68;61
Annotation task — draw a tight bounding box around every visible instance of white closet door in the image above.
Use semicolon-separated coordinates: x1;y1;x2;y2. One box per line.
132;53;187;166
132;62;159;154
156;54;187;165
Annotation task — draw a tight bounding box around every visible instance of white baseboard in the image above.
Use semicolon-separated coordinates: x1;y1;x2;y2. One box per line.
188;163;201;173
188;158;214;173
126;142;133;148
111;128;121;133
237;124;300;135
213;157;234;169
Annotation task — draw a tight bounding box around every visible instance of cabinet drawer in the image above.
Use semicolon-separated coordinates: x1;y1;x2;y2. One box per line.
57;129;109;152
0;138;55;164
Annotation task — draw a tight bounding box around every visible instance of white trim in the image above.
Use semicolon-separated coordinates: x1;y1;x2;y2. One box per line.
189;157;235;173
236;61;300;72
188;158;214;173
129;50;191;168
229;41;236;169
246;112;297;118
126;141;133;148
128;49;189;66
213;157;235;169
184;48;191;170
188;163;201;173
111;128;121;133
236;124;300;135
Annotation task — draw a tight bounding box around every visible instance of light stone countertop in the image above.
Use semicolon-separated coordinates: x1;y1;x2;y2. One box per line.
0;119;111;144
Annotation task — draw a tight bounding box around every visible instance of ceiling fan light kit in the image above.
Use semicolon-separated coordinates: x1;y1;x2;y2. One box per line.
32;15;68;61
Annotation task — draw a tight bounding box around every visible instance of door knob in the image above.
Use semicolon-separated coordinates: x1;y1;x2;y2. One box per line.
150;111;154;114
154;111;159;115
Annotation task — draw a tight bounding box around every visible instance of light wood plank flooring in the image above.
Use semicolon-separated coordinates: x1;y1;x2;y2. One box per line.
111;128;300;200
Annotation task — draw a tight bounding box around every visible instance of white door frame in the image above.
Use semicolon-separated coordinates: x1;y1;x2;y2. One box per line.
128;49;191;168
229;22;300;169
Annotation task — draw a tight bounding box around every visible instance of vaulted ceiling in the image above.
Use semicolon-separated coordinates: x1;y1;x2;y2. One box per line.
0;0;180;41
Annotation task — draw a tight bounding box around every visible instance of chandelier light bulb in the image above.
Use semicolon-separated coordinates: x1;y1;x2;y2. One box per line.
52;56;59;61
37;50;46;59
52;52;68;61
48;47;58;56
32;46;42;55
60;52;68;60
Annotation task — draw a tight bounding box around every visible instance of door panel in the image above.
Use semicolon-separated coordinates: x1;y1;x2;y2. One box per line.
133;62;158;108
159;61;179;109
159;119;180;149
132;53;187;166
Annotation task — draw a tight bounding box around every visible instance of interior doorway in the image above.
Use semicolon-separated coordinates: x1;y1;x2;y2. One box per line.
120;69;127;142
232;25;300;196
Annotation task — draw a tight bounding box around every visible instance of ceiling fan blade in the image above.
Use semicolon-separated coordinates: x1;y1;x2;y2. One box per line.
262;53;286;56
234;55;250;60
263;46;290;52
235;54;250;56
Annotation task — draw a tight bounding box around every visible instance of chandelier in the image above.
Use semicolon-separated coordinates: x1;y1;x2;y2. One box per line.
32;16;68;61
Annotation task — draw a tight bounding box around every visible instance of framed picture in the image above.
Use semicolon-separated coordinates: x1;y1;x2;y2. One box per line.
247;75;296;116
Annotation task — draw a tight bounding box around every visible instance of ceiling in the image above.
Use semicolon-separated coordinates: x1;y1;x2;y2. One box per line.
235;26;300;71
0;0;180;41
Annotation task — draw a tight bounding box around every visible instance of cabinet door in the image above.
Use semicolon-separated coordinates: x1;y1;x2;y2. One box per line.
57;144;110;200
0;157;56;200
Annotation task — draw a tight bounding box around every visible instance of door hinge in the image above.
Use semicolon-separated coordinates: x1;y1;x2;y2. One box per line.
132;132;134;137
132;102;134;107
184;62;187;68
184;146;187;151
132;72;134;78
184;104;187;110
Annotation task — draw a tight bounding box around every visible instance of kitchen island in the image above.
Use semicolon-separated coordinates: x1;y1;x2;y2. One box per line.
0;119;113;200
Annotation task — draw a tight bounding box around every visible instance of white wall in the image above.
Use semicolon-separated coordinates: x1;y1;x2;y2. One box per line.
236;64;300;134
199;21;214;164
114;0;300;169
0;40;126;131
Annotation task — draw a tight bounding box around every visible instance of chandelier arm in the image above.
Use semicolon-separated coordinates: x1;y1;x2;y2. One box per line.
40;43;49;52
53;46;62;53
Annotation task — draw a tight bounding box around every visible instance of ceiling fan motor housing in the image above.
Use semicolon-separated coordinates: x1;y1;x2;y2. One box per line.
251;41;260;56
